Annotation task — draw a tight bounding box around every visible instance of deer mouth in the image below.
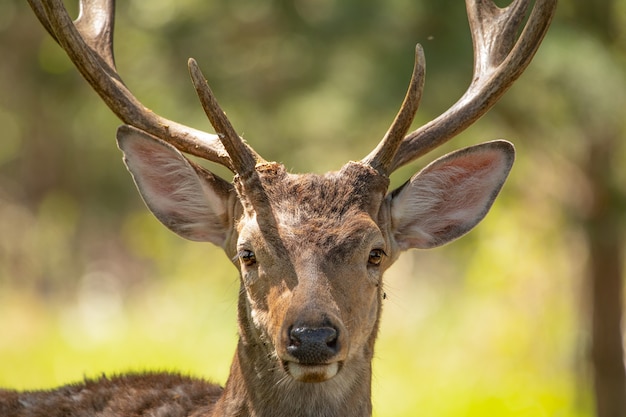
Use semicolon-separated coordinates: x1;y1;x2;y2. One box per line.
284;361;341;383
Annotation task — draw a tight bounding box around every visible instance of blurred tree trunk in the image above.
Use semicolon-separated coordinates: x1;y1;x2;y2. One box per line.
573;0;626;415
585;140;626;417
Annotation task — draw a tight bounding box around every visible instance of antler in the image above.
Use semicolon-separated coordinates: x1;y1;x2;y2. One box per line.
27;0;263;174
188;59;264;178
30;0;556;178
366;0;557;175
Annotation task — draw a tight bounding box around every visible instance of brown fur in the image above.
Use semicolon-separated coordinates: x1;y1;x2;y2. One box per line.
209;162;390;417
0;373;222;417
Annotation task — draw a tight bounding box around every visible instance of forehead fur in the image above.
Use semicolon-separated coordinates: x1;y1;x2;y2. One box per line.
235;161;390;250
237;162;389;216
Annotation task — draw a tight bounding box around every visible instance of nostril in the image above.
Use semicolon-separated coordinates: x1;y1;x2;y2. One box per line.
287;326;340;364
322;328;338;348
325;333;338;349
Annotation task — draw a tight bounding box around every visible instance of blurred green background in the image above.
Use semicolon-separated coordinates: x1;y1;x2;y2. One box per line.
1;0;625;416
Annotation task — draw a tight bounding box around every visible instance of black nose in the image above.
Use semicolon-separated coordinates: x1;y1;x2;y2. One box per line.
287;326;339;365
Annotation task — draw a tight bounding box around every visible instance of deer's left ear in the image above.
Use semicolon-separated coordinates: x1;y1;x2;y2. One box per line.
389;140;514;250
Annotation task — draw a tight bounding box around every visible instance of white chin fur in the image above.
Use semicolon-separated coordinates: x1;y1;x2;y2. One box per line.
287;362;339;383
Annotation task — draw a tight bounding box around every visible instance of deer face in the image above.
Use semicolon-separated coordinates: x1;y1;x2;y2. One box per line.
232;162;390;383
118;126;514;385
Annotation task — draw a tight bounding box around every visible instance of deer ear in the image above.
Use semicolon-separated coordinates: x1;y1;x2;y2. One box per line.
389;140;514;250
116;125;235;247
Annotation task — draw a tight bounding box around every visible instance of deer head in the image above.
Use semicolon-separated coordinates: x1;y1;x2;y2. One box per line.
26;0;556;415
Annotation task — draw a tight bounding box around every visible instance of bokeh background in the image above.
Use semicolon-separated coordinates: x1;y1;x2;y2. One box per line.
1;0;625;416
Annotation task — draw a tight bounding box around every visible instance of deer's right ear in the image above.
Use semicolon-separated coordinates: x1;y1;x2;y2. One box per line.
116;125;235;247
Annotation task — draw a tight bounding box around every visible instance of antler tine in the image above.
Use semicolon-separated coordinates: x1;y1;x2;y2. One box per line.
362;44;426;176
189;58;264;177
389;0;557;172
28;0;237;172
74;0;116;70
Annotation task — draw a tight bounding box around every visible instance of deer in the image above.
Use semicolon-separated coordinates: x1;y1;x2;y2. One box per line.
1;0;556;416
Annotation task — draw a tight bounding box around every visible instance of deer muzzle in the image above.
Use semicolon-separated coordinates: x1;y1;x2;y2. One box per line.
280;316;348;383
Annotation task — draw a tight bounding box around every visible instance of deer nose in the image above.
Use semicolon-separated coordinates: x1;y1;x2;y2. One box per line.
287;326;339;365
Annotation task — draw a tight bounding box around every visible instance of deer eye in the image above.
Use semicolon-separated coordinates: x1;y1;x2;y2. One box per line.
239;249;257;267
368;249;386;266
